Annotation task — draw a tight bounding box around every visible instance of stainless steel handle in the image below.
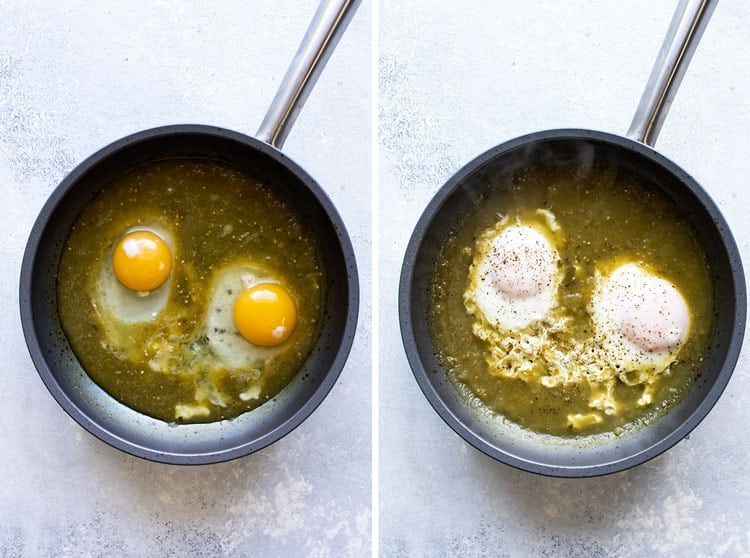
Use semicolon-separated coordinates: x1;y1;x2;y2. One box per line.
627;0;718;146
256;0;362;148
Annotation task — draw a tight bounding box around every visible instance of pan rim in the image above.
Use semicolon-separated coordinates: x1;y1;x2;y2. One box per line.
399;128;746;477
19;124;360;465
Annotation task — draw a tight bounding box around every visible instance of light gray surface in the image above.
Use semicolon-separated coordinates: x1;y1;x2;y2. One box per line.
1;1;370;556
379;1;749;557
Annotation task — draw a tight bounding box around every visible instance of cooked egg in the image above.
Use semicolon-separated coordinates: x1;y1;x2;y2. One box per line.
463;214;696;427
205;262;295;369
96;225;175;325
590;262;691;378
465;214;563;331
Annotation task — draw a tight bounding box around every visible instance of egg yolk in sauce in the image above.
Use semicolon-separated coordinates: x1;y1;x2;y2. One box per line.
234;283;297;346
112;230;172;292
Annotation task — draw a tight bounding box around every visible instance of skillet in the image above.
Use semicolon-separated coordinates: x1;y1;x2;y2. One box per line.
20;0;361;465
400;0;745;477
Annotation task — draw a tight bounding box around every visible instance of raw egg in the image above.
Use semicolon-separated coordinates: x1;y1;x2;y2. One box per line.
205;263;297;370
96;225;175;326
113;230;172;292
234;283;297;347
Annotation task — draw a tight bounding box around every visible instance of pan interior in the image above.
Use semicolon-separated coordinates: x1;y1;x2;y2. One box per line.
21;126;358;464
402;131;744;475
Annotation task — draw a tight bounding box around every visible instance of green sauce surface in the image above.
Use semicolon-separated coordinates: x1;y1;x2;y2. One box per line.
58;159;325;423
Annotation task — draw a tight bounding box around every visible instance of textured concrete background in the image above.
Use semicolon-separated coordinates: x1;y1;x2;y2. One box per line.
4;0;750;556
1;1;370;556
379;1;749;556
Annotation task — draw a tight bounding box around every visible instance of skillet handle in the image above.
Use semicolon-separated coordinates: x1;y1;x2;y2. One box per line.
256;0;362;148
626;0;717;146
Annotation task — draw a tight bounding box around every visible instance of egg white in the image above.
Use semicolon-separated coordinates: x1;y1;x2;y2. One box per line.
464;213;563;332
589;262;691;384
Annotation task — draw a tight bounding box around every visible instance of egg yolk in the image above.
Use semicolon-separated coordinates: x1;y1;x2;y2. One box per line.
112;230;172;292
234;283;297;347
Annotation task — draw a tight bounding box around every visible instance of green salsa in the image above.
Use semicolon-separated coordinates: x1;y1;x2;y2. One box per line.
57;159;325;423
428;158;713;437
